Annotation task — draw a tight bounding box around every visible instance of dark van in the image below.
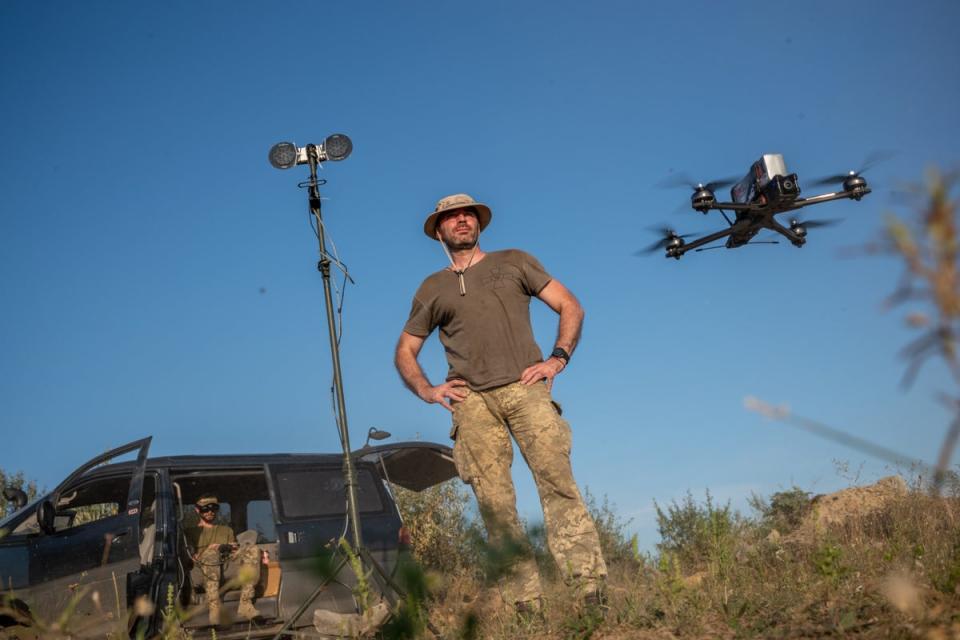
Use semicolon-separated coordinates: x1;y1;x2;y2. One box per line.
0;436;456;638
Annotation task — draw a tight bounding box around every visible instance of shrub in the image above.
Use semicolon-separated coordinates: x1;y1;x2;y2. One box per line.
749;486;813;534
391;479;481;575
583;488;639;568
654;490;740;575
812;541;847;584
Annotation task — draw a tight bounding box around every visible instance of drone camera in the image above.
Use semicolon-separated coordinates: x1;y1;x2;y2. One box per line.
763;174;800;204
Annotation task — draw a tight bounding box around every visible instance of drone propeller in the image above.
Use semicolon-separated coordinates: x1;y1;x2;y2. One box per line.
657;173;738;193
789;217;841;229
636;226;692;255
809;150;896;187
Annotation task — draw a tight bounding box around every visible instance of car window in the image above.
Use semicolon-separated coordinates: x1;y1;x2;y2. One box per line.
273;466;383;519
54;475;129;531
246;499;277;542
7;509;41;537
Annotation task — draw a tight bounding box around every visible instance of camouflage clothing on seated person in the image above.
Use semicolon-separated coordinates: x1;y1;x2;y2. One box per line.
186;495;261;624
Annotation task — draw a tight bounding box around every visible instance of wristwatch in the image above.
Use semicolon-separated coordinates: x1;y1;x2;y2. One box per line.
550;347;571;365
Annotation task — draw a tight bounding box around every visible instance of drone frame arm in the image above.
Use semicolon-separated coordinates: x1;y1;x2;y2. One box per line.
766;218;806;246
706;185;871;215
702;201;756;212
780;187;872;212
672;227;735;257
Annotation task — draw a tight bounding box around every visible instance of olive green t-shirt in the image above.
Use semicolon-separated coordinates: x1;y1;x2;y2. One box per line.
185;524;235;551
403;249;552;391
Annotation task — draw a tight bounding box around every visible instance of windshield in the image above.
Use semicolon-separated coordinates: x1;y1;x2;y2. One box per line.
0;496;46;535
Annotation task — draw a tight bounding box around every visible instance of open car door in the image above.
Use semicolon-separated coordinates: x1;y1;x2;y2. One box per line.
26;436;152;635
356;441;457;491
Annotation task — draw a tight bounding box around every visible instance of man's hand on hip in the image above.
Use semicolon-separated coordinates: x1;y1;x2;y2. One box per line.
420;379;469;411
520;358;565;391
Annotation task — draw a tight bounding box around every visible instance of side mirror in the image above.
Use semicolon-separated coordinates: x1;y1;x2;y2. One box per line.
2;487;28;511
37;500;56;535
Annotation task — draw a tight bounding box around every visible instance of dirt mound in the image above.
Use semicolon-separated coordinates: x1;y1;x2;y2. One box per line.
784;475;907;544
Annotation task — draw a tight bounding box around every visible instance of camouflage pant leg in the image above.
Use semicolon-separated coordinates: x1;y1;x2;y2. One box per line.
451;389;543;604
491;382;607;591
196;547;223;609
224;544;262;606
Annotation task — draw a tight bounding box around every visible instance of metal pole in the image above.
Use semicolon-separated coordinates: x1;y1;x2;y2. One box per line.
272;144;443;638
306;145;363;551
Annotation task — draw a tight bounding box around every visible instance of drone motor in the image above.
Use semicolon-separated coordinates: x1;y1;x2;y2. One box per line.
664;233;686;259
691;186;716;213
842;173;869;200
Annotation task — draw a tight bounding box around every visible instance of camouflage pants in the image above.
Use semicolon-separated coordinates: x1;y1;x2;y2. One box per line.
451;381;607;604
192;543;261;615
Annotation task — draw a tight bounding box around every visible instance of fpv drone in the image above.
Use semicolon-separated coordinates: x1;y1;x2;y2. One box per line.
643;153;878;259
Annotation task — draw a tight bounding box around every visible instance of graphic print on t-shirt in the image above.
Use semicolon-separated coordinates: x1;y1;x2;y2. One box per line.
482;264;507;290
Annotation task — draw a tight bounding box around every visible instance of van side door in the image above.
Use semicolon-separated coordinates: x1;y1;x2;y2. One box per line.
267;462;400;630
25;437;152;635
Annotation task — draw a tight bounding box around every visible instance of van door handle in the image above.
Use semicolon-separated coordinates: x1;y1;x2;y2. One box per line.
100;529;129;565
103;529;128;543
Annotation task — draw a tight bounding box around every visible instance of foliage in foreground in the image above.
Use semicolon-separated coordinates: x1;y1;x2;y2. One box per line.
4;478;959;639
408;479;960;640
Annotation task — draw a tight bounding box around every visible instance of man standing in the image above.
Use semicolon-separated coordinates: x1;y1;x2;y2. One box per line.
394;193;607;613
184;494;260;625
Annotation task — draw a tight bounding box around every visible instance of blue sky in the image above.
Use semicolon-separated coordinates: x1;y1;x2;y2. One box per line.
2;1;958;549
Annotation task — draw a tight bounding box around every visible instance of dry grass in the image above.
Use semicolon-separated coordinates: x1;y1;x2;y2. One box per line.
6;481;957;639
411;482;960;640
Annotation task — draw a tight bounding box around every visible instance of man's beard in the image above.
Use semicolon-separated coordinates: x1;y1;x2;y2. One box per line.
441;230;478;251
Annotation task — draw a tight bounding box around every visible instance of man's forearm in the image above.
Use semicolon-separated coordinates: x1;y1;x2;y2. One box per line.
555;301;584;356
396;332;468;410
537;280;584;359
395;347;432;400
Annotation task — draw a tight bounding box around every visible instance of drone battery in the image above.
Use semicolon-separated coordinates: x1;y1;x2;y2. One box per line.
757;154;788;185
731;153;789;204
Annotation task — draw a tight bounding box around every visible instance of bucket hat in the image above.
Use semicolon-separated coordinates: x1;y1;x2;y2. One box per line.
423;193;492;240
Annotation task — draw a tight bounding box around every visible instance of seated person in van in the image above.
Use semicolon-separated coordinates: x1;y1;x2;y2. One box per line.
184;494;261;625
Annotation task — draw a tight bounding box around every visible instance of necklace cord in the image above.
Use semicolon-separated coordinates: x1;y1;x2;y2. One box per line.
437;232;479;296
